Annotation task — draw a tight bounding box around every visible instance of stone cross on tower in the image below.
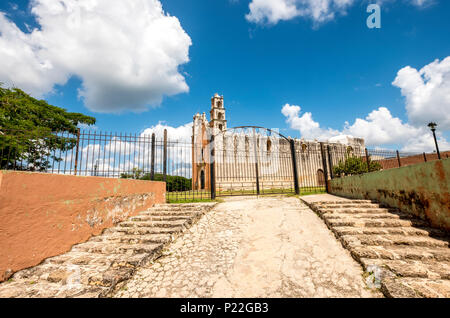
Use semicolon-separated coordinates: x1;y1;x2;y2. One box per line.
209;93;227;132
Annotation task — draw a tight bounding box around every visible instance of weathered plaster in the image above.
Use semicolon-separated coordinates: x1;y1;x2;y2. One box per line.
0;171;165;282
329;159;450;231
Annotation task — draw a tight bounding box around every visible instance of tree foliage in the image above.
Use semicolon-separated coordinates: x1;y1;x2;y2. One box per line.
333;156;382;177
0;85;96;170
120;168;192;192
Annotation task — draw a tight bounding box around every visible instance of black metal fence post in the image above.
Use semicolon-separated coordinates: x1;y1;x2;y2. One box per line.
320;142;329;193
163;129;167;182
365;148;370;172
327;145;334;179
423;152;427;163
396;150;401;167
289;138;300;195
252;128;260;195
150;133;155;180
74;128;80;176
210;135;216;200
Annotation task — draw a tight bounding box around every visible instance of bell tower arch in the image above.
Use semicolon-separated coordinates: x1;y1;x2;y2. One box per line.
209;93;227;132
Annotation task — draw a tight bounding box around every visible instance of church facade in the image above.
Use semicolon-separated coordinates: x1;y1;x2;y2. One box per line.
192;94;365;192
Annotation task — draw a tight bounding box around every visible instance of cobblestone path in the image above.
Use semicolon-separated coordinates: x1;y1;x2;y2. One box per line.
113;196;381;298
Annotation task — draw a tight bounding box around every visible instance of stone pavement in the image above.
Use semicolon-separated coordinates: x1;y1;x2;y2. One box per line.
302;194;450;298
113;196;381;298
0;202;216;298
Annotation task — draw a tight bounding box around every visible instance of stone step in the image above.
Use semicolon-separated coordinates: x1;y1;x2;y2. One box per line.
312;203;383;209
311;200;375;204
152;205;215;212
381;277;450;298
332;226;449;238
0;280;56;298
323;212;405;220
326;217;429;228
138;211;198;217
119;219;190;228
148;207;203;212
87;267;135;288
0;279;104;298
341;234;449;249
350;245;450;262
318;208;399;214
129;215;192;222
360;258;450;280
12;263;70;281
106;226;183;235
43;251;104;266
72;241;163;256
44;250;151;269
89;232;171;245
117;234;172;244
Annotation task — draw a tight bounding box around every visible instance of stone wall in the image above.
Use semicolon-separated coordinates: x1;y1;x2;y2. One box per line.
0;171;165;282
329;158;450;231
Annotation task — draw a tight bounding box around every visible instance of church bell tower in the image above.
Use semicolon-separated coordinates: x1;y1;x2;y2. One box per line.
209;93;227;132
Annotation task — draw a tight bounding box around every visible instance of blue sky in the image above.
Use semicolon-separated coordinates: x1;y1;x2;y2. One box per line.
0;0;449;151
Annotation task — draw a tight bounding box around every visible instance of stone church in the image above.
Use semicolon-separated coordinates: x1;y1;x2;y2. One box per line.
192;94;365;192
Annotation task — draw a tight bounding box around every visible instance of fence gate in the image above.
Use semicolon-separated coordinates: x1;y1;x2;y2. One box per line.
209;126;297;197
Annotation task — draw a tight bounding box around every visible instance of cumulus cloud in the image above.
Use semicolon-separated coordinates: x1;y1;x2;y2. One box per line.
281;56;450;151
246;0;354;25
141;121;192;140
246;0;434;25
281;104;340;140
0;0;192;113
281;104;450;152
392;56;450;129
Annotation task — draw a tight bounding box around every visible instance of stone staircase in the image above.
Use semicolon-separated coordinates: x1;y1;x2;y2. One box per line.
0;202;216;298
303;199;450;298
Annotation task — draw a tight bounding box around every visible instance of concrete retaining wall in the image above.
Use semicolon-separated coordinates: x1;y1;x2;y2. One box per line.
329;158;450;231
0;171;165;282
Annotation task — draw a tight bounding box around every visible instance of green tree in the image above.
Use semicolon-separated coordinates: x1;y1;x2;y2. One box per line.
333;156;382;177
0;85;96;170
120;168;144;180
120;168;192;192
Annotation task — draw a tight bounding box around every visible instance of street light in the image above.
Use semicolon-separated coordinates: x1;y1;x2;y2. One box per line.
427;122;441;160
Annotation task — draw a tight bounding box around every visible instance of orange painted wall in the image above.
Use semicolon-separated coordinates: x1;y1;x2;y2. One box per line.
0;171;165;282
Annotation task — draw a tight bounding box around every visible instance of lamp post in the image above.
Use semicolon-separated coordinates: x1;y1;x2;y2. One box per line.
428;122;441;160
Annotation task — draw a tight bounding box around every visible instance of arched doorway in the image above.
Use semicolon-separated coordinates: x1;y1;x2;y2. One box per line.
200;170;205;190
317;169;325;186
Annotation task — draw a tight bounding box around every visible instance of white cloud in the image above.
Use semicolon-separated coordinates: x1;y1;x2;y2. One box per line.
246;0;434;25
281;104;340;140
282;56;450;151
281;104;449;152
246;0;354;25
141;121;192;140
61;121;194;177
392;56;450;129
0;0;192;113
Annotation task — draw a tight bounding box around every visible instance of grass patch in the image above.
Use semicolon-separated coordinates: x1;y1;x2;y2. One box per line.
299;189;326;196
166;197;216;204
165;186;325;203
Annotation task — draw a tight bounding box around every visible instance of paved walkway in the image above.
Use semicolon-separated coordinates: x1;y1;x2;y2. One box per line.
113;196;381;298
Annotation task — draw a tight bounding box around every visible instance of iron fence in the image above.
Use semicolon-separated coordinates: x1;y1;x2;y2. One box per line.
0;128;448;202
0;128;206;202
